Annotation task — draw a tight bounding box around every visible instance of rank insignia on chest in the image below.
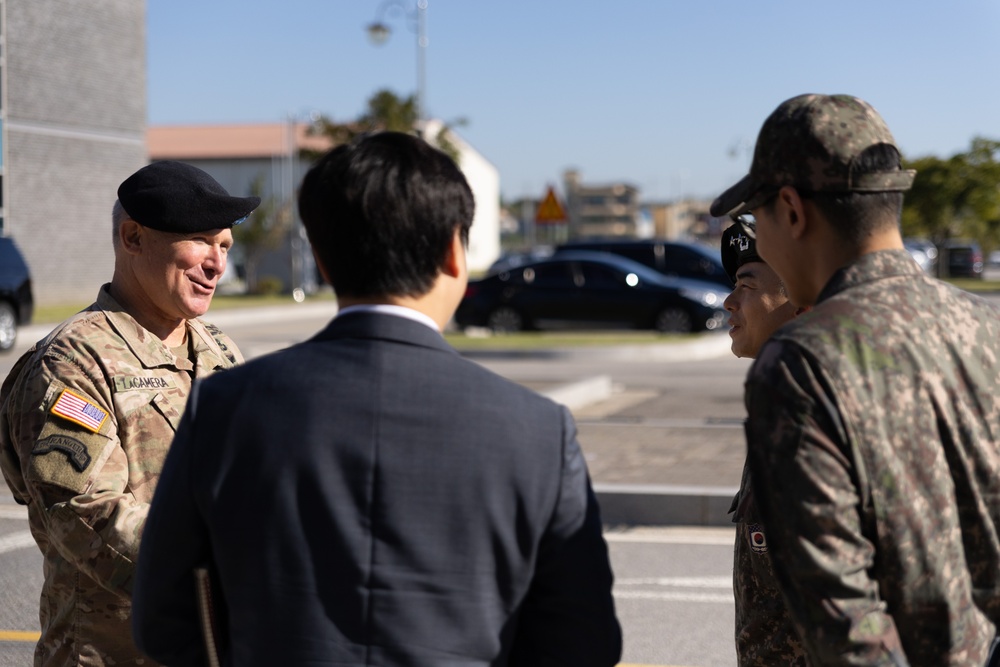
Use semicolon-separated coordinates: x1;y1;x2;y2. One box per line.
50;389;109;433
748;524;768;554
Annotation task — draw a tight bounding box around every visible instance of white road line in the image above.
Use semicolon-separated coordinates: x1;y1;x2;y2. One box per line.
616;576;731;588
0;530;35;555
615;590;733;604
604;528;735;546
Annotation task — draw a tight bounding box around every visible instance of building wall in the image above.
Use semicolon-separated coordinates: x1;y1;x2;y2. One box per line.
563;169;641;239
4;0;147;306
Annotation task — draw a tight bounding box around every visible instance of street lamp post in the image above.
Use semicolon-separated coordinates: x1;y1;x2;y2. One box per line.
365;0;428;127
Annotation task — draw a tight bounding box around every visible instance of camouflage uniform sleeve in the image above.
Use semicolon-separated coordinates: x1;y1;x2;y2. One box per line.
6;351;146;597
745;341;909;666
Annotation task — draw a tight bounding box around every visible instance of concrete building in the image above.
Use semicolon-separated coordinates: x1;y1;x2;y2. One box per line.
644;198;720;241
3;0;147;306
563;169;645;239
148;120;502;290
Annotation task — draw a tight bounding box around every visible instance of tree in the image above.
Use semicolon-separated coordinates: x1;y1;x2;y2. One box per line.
309;88;465;163
902;137;1000;253
233;175;291;294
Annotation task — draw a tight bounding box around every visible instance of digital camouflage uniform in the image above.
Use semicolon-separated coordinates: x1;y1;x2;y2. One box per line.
731;462;809;666
0;285;242;666
722;224;809;666
746;250;1000;665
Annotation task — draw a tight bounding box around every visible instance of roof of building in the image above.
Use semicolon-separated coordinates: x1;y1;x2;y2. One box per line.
147;123;334;160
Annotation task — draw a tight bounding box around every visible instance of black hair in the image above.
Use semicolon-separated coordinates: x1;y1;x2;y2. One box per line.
298;132;474;298
804;144;905;245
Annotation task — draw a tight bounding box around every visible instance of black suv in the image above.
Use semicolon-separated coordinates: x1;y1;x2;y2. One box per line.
944;240;984;279
555;239;731;288
0;237;33;351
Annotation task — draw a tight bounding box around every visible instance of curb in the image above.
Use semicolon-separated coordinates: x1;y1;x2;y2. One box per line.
539;376;738;528
594;483;738;527
539;375;613;411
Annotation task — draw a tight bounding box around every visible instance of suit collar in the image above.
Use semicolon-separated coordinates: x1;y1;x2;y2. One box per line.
314;310;457;355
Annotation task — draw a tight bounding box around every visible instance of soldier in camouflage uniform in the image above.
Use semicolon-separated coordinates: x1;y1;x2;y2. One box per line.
711;94;1000;665
0;161;257;666
721;223;809;666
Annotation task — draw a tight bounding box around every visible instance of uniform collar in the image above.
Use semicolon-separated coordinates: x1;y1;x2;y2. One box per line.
95;285;231;371
816;249;922;305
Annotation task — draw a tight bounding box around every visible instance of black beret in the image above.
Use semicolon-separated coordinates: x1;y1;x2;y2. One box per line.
721;223;764;285
117;161;261;233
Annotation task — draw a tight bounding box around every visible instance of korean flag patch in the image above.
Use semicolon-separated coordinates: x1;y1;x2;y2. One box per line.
748;523;768;554
50;389;109;433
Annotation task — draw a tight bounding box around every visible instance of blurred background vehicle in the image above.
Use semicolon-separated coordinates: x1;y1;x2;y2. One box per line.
903;238;938;275
455;251;728;334
554;239;731;288
486;246;555;274
944;240;984;279
0;237;34;351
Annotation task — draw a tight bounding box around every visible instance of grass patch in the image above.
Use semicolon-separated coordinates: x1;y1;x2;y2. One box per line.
943;278;1000;292
444;330;693;349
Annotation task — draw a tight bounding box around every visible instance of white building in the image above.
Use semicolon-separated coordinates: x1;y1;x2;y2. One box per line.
420;119;501;274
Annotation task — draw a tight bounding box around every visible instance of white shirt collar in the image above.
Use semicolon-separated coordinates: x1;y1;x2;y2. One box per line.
335;304;440;332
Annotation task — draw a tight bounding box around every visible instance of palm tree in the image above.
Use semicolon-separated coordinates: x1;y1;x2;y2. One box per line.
308;88;465;163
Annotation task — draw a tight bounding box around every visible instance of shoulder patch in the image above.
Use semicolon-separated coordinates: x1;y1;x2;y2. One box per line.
50;389;109;433
33;435;91;472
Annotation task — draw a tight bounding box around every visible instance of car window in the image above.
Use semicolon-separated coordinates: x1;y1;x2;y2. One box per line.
610;246;650;265
524;262;574;288
662;246;704;272
580;262;625;288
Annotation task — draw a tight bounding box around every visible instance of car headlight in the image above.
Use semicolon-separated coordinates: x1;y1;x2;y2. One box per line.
679;287;727;307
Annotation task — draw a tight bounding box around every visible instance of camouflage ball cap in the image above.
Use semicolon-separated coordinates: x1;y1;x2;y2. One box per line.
710;94;916;217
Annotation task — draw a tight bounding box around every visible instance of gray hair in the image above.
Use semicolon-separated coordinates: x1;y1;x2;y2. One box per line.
112;200;130;247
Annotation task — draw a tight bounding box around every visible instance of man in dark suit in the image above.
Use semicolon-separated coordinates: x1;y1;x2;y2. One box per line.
131;131;623;666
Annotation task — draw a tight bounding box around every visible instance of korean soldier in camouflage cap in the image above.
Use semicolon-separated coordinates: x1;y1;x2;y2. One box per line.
712;93;1000;665
721;223;808;666
0;161;256;665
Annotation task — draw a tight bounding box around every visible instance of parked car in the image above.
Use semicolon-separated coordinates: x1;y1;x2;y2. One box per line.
554;239;732;288
944;240;984;279
0;237;33;351
903;238;938;274
486;247;554;274
454;251;729;333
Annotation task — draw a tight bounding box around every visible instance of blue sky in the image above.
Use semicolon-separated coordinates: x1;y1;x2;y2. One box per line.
148;0;1000;203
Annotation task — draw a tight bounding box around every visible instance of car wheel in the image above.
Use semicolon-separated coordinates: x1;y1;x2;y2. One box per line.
487;306;524;333
654;307;693;333
0;302;17;351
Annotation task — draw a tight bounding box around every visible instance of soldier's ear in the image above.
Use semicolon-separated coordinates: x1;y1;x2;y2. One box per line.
119;219;144;255
778;186;809;241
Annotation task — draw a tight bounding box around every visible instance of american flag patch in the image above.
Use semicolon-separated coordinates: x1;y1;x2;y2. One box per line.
50;389;108;433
